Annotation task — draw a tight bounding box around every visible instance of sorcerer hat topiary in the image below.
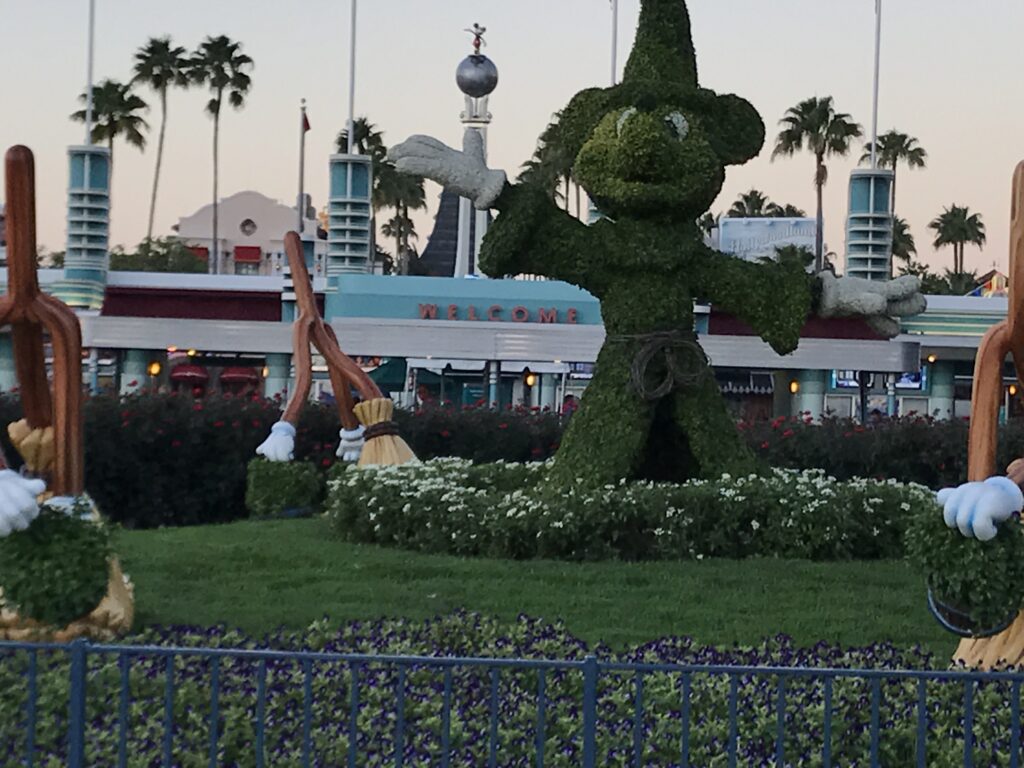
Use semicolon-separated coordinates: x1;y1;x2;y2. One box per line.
622;0;699;89
553;0;764;176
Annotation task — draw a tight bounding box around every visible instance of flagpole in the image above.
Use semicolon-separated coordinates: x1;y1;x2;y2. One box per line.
870;0;882;169
347;0;358;155
85;0;96;144
298;99;307;233
610;0;619;86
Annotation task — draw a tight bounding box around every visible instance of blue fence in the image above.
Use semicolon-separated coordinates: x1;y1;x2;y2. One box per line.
2;638;1023;766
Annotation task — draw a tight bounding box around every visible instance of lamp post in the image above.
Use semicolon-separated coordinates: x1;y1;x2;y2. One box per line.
84;0;96;145
611;0;619;86
869;0;882;169
347;0;358;154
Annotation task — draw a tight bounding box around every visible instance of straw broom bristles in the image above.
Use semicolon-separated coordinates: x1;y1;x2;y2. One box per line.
354;398;417;467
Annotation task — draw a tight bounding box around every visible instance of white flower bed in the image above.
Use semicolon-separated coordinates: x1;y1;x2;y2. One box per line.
326;460;935;562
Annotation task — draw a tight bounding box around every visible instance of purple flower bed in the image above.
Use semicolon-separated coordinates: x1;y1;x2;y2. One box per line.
0;612;1014;765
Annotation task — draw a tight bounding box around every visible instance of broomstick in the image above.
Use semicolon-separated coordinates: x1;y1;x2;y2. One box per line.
0;145;132;640
259;231;416;467
953;161;1024;669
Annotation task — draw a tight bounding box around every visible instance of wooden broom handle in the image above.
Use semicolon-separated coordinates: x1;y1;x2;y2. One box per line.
967;162;1024;482
1;146;84;495
279;233;381;426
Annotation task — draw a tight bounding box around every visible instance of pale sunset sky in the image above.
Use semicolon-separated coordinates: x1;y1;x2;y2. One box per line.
1;0;1021;275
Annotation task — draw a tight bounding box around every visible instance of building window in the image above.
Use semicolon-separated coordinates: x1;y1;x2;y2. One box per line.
234;262;261;276
239;218;257;236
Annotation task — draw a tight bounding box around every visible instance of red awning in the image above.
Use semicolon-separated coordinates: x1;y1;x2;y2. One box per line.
170;364;210;382
233;246;262;263
187;246;209;261
219;366;260;384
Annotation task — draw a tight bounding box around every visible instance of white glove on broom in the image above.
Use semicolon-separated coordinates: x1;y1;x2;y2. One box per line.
0;470;46;537
337;426;366;463
256;421;296;462
937;476;1024;542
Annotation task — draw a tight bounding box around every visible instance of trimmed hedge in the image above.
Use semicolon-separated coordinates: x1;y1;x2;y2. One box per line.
326;459;933;562
0;390;1001;529
245;460;324;519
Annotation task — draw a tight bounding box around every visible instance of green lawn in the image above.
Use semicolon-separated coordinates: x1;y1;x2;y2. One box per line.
118;518;953;656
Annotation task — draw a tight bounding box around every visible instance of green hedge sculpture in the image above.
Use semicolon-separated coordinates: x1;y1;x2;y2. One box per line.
392;0;925;488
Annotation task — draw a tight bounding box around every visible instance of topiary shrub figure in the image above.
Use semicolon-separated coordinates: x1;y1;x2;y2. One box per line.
392;0;925;488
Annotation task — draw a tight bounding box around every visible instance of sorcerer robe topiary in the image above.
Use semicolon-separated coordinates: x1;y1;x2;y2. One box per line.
393;0;924;489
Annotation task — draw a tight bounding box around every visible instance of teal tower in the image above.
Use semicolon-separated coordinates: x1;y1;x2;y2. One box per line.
56;145;111;309
844;168;894;282
325;154;373;315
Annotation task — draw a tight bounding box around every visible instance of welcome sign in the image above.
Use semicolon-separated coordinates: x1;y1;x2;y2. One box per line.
417;303;579;324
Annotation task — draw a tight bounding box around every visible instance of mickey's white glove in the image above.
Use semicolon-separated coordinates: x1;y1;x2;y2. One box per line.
937;477;1023;542
817;272;927;338
0;470;46;537
389;130;507;210
337;426;365;463
256;421;295;463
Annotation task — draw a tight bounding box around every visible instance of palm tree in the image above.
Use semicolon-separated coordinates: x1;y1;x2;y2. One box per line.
132;37;190;241
378;170;427;274
71;79;148;173
772;96;863;271
727;189;773;218
697;212;719;237
929;205;986;275
770;203;807;217
890;216;916;264
726;190;806;219
189;36;253;273
860;130;927;214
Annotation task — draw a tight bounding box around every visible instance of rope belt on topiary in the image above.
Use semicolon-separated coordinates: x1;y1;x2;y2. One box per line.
363;421;400;441
610;330;711;401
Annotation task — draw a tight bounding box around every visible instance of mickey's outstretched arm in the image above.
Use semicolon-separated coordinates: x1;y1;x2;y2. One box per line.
390;132;597;287
689;247;817;355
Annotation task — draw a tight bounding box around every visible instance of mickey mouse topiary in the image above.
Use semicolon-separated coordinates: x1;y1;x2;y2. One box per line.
392;0;925;488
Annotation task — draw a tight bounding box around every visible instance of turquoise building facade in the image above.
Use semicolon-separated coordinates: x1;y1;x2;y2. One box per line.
54;145;111;310
844;168;894;282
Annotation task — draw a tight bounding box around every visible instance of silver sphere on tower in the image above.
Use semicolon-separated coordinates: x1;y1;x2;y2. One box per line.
457;24;498;99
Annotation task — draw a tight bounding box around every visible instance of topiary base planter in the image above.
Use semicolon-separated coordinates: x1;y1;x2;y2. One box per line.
927;586;1016;639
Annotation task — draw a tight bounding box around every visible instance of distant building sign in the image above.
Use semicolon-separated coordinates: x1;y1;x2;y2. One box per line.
418;303;579;324
718;218;817;262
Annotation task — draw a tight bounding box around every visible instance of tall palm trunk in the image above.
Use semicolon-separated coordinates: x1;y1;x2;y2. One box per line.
814;154;825;272
211;99;221;275
147;88;169;241
575;183;581;219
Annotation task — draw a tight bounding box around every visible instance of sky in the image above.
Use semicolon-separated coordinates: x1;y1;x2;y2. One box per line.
2;0;1022;276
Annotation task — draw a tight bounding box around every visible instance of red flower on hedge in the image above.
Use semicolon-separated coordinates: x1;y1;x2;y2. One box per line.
782;429;794;438
171;440;182;448
213;420;225;428
440;430;451;438
321;458;332;467
251;419;261;428
498;423;508;430
761;441;770;449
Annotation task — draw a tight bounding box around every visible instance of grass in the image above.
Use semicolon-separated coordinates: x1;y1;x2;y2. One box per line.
117;518;953;656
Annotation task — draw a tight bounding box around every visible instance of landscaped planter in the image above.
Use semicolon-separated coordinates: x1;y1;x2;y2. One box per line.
926;585;1016;639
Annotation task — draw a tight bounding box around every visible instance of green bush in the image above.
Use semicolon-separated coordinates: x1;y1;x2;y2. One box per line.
245;460;323;519
905;502;1024;632
0;501;111;627
0;389;1005;530
326;459;934;562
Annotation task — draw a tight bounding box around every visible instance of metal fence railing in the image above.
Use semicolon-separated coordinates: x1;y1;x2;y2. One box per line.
1;638;1023;766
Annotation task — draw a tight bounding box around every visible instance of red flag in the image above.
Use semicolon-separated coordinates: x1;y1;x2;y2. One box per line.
302;112;311;133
